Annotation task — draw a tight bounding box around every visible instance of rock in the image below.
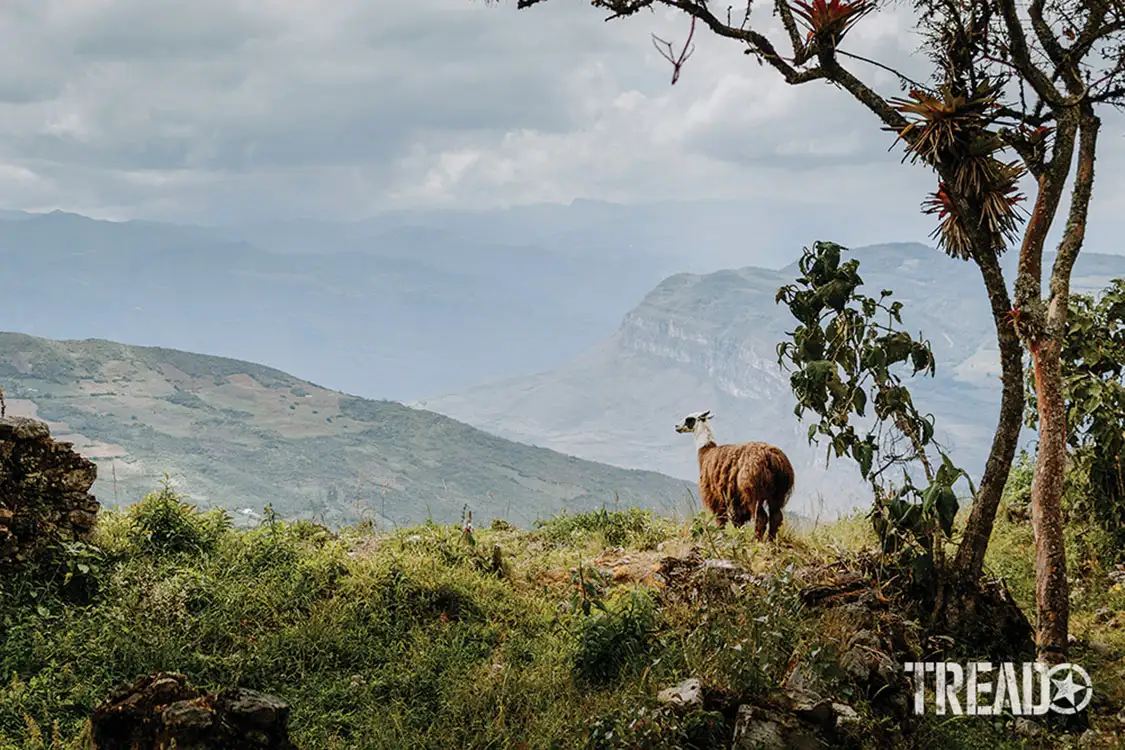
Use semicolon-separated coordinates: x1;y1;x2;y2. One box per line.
1077;728;1109;748
657;678;703;709
783;664;830;700
838;601;877;630
732;705;821;750
88;672;296;749
656;552;761;605
831;702;860;728
840;632;899;690
88;672;200;747
0;416;50;441
219;688;290;729
1013;717;1042;738
780;689;835;729
0;416;100;568
160;701;215;732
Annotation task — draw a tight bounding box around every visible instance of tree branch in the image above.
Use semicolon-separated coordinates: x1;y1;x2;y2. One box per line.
994;0;1066;107
1047;107;1101;337
838;49;928;90
817;49;911;133
661;0;822;84
1029;0;1068;70
1014;112;1079;317
774;0;813;65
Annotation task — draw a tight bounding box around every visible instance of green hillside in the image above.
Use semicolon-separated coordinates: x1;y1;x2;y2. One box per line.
0;332;693;526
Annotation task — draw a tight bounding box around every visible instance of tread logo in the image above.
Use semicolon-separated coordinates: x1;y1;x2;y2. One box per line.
903;661;1093;715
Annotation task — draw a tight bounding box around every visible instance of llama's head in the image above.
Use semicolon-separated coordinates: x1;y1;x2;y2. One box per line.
674;410;712;434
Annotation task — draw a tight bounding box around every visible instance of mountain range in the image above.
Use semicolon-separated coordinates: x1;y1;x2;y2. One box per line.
0;207;689;402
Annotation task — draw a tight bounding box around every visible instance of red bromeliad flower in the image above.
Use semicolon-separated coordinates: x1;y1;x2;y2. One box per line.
790;0;873;45
922;183;956;220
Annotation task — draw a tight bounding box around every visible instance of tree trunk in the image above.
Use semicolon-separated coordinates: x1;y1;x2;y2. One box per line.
1026;107;1098;663
954;248;1025;582
1029;337;1070;663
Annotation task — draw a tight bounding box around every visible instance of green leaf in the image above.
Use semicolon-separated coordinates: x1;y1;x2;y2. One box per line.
851;387;867;416
920;416;935;445
856;440;874;478
935;488;959;537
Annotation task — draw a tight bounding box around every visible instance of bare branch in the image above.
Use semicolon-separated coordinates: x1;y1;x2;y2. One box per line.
994;0;1066;106
816;49;911;133
652;15;697;84
838;49;929;90
1029;0;1068;70
662;0;821;84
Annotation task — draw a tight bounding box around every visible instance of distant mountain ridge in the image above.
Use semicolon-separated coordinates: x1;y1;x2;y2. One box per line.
0;331;693;527
0;208;683;402
417;242;1125;516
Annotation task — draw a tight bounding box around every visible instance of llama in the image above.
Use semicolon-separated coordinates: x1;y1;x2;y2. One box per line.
674;410;794;540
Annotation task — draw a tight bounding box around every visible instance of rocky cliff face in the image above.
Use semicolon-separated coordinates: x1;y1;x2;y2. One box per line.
0;416;99;566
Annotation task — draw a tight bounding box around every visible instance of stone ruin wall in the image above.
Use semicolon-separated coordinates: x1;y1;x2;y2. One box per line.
0;416;100;566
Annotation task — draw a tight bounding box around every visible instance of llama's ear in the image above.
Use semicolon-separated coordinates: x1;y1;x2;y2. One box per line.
700;410;712;420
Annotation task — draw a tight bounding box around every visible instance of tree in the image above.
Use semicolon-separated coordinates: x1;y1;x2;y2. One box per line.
492;0;1125;661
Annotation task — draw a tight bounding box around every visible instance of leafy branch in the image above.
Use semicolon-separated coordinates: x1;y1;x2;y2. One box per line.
775;241;973;577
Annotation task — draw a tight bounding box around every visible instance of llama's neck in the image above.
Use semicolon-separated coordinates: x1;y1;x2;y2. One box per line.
694;423;717;453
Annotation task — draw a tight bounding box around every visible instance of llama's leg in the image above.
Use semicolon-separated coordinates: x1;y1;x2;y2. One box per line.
702;491;725;526
712;497;728;526
754;504;768;540
728;499;749;527
768;504;784;541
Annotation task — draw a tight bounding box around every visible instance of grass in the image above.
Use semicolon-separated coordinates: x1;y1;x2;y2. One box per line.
0;484;1122;749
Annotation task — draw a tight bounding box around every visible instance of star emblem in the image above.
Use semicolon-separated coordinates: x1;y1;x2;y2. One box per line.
1048;664;1094;714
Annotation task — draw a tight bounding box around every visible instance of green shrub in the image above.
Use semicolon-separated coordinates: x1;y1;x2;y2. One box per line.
127;476;231;556
535;508;670;549
574;589;660;685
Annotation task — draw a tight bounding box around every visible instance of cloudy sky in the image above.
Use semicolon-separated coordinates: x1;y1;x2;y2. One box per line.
1;0;1123;256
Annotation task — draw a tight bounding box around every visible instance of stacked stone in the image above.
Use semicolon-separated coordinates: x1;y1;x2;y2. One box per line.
0;416;99;566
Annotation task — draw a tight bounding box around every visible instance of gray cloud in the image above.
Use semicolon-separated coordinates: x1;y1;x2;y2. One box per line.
0;0;1121;249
